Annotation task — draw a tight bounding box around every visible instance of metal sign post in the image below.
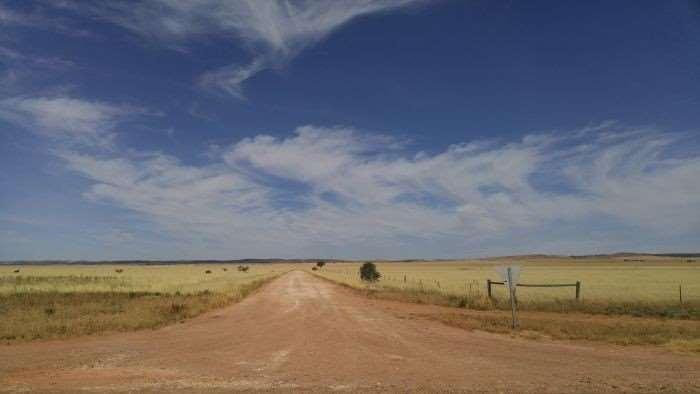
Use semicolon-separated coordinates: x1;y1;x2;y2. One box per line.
507;267;518;329
496;265;521;329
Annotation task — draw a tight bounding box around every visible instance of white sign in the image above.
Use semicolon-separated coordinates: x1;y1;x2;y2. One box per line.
496;265;521;289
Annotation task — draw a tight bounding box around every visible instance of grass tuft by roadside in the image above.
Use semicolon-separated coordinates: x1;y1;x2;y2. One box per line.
368;284;700;320
422;311;700;350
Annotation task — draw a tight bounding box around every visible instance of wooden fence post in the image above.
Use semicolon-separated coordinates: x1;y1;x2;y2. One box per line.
575;281;581;301
487;279;492;299
679;284;683;306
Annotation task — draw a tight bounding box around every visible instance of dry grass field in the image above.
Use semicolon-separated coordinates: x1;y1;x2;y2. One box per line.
309;256;700;349
2;257;699;350
0;264;294;342
3;271;700;393
311;257;699;305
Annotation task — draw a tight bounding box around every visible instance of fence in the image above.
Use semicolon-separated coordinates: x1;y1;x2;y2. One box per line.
316;268;582;301
487;279;581;301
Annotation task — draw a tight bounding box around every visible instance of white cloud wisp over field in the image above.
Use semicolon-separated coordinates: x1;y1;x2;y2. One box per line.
37;116;700;258
2;1;698;259
2;91;698;258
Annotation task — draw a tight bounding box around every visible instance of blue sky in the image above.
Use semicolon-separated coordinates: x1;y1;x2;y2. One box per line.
1;0;699;260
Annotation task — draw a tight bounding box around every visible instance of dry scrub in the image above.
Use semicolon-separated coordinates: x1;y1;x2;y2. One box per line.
310;263;700;351
422;310;700;351
357;284;700;350
0;278;274;342
313;258;700;304
368;284;700;320
0;264;292;342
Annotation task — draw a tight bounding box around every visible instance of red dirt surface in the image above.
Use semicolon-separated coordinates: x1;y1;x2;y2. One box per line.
1;271;698;393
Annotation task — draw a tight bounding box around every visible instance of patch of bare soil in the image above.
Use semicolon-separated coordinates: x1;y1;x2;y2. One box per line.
1;271;699;393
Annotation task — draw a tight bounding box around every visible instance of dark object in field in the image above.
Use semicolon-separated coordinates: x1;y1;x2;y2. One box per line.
312;267;318;271
170;303;186;314
115;269;124;273
316;261;326;268
222;268;228;271
359;262;381;283
237;265;249;272
13;269;19;273
205;270;212;274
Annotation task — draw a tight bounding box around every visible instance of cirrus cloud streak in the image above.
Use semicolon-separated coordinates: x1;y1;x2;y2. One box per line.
57;123;700;257
54;0;429;99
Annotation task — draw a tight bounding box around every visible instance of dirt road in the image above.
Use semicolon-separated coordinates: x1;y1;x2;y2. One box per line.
1;271;698;393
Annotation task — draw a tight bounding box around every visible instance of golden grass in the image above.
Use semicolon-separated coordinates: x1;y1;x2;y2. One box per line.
311;257;699;307
310;258;700;349
3;258;699;348
421;310;700;349
0;264;291;294
0;264;294;342
311;270;700;350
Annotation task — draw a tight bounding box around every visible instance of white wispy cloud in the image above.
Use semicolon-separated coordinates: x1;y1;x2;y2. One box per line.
0;96;148;147
0;4;26;25
198;59;267;100
0;43;76;94
64;0;428;98
0;3;91;37
57;123;700;258
0;44;76;71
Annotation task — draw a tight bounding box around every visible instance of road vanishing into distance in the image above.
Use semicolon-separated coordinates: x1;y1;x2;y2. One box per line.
1;271;699;393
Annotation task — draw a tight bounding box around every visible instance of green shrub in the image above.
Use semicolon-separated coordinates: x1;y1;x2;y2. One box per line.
360;262;381;283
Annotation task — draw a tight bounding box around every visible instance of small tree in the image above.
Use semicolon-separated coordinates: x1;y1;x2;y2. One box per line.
316;261;326;268
359;262;381;283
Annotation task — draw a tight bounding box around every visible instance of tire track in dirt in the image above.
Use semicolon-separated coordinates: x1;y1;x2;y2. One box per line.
1;270;698;393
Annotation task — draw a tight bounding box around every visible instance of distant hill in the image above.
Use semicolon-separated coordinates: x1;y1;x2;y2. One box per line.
0;259;339;266
483;252;699;260
481;254;566;260
2;253;698;265
570;252;700;258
